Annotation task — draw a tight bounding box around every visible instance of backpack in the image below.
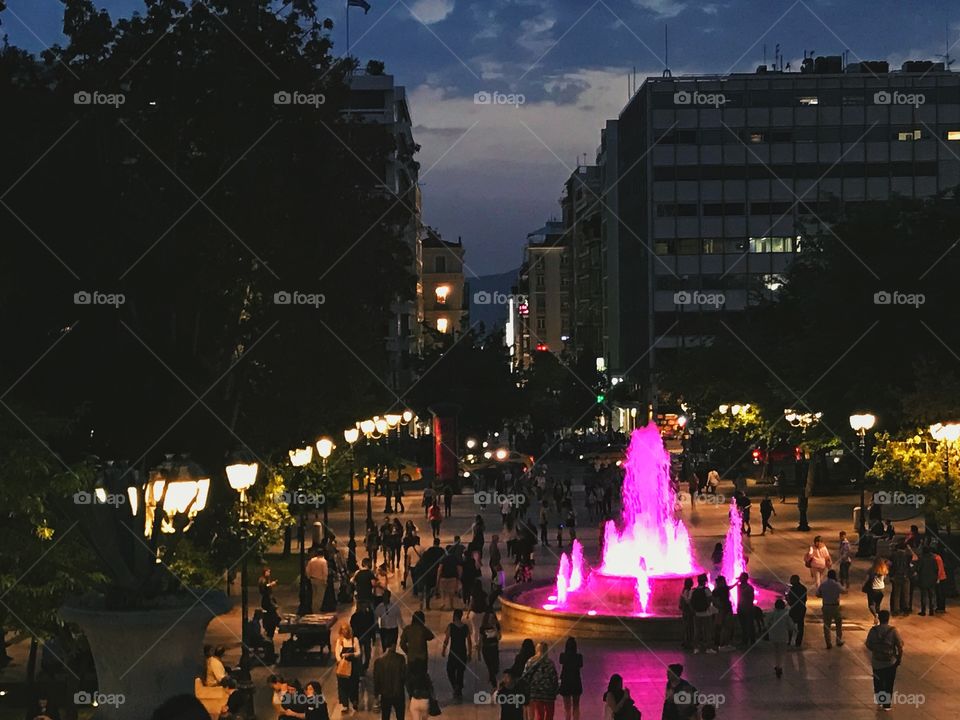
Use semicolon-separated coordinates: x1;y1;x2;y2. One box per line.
691;587;710;613
870;626;899;663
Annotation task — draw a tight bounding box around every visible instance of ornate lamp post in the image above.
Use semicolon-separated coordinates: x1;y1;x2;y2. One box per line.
225;455;259;675
784;409;822;531
315;437;335;541
343;427;361;571
288;444;314;616
849;413;876;549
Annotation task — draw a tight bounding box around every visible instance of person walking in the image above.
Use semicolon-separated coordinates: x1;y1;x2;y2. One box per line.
917;546;938;616
838;531;852;589
863;557;889;624
417;538;444;610
759;494;776;535
334;623;361;715
603;673;640;720
662;663;698;720
406;668;436;720
366;519;382;568
496;670;525;720
437;546;462;610
785;575;807;648
489;534;502;584
691;574;717;654
350;602;377;673
422;486;434;519
539;502;550;547
374;643;407;720
400;611;435;677
469;515;486;558
816;569;845;649
428;501;443;539
736;572;756;648
865;610;903;711
522;642;559;720
375;590;404;651
478;608;502;687
804;536;832;589
401;522;421;590
767;599;795;678
889;542;912;615
441;609;472;702
305;549;329;614
558;637;583;720
443;484;454;517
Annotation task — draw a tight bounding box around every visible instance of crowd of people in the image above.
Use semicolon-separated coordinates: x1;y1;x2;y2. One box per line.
131;459;953;720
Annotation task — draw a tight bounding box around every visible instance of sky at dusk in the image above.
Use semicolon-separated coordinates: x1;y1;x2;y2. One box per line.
3;0;959;276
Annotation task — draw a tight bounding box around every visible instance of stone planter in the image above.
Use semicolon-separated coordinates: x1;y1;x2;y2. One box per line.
61;592;230;720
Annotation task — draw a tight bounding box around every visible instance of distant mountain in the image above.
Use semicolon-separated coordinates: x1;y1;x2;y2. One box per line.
468;268;519;335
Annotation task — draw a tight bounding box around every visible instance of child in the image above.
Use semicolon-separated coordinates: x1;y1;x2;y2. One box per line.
767;598;795;678
838;531;852;589
494;563;506;592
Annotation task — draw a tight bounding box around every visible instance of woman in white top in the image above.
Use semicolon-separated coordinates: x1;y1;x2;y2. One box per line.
334;623;360;714
804;535;832;589
204;645;227;687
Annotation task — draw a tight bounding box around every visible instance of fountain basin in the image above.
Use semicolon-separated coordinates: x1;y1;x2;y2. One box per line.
501;578;785;641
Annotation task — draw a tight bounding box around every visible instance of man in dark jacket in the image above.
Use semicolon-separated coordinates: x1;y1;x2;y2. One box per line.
374;645;407;719
662;663;699;720
417;538;445;610
917;546;939;616
889;543;913;615
400;611;435;676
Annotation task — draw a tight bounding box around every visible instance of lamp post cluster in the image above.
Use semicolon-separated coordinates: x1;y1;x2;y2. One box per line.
341;410;416;572
849;413;877;545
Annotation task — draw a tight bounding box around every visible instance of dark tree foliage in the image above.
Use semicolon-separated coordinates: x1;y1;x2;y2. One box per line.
0;0;414;472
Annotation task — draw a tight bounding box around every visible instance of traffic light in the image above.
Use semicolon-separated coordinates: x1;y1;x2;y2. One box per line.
596;393;605;403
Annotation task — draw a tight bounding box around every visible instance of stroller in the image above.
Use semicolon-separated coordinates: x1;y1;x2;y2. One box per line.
514;558;534;584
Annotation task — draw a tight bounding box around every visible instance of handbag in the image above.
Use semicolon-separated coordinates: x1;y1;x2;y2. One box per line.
428;697;442;716
336;656;353;677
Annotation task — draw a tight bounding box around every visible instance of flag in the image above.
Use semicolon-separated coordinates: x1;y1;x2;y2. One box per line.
348;0;371;13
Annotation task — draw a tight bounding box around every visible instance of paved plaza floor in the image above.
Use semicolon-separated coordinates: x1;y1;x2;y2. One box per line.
3;469;957;719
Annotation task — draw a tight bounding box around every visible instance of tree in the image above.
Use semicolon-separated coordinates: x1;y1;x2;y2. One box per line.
0;0;413;471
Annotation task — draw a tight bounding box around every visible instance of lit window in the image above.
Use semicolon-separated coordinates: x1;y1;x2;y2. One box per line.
435;285;450;304
799;96;819;106
897;130;921;141
436;318;449;333
948;131;960;141
749;132;765;143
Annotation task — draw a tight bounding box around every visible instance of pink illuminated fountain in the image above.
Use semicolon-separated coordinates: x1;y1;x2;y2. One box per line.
512;423;780;631
553;424;702;615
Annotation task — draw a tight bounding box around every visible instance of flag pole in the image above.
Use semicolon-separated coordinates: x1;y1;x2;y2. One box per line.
345;0;350;60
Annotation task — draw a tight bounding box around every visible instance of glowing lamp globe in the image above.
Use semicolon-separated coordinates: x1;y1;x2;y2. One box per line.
316;437;335;459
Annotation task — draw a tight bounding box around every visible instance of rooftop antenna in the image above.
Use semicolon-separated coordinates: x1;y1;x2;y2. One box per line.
662;25;672;77
937;22;955;69
775;43;781;71
763;44;767;67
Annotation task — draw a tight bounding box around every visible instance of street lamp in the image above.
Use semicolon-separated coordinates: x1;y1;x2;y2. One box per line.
785;409;822;531
929;422;960;486
225;456;259;674
139;455;211;538
343;427;360;571
850;413;876;547
288;444;314;616
316;437;335;542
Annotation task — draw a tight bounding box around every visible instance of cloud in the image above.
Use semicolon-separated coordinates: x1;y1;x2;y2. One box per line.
632;0;687;18
408;68;640;273
409;0;455;25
